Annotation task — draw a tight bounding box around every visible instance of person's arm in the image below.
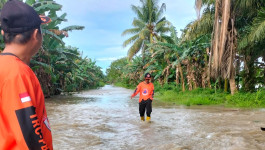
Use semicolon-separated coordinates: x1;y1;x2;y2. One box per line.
150;83;155;100
131;83;141;99
1;74;50;150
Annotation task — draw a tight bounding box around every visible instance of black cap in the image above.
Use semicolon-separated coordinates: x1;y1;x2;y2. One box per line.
145;73;151;79
0;0;51;33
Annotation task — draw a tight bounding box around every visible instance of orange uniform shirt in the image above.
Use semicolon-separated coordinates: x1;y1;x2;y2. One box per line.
132;81;154;102
0;54;53;150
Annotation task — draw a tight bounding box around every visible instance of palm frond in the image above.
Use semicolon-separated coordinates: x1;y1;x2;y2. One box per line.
139;28;150;39
55;13;67;22
132;19;146;28
25;0;35;5
156;17;167;25
160;35;174;44
182;10;213;41
156;3;166;21
249;8;265;43
123;34;139;48
156;27;170;33
127;38;144;60
42;29;64;44
122;28;141;36
62;25;85;32
33;1;62;13
131;5;145;21
31;59;52;73
62;51;80;59
169;26;179;44
156;20;167;31
47;13;67;28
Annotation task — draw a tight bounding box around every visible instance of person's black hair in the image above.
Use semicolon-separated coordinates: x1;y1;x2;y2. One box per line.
145;73;151;78
3;27;41;44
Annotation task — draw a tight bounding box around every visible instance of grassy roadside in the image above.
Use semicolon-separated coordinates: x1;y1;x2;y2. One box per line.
155;86;265;108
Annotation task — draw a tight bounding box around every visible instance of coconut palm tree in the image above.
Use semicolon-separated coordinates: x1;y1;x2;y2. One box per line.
182;0;214;41
122;0;171;60
239;9;265;48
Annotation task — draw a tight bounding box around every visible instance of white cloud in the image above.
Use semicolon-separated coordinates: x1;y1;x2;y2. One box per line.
97;56;124;62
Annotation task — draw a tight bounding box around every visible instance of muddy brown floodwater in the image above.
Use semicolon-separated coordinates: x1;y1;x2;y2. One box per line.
46;85;265;150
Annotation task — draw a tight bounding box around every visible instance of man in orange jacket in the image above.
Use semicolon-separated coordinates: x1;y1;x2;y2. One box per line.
131;73;154;121
0;0;53;149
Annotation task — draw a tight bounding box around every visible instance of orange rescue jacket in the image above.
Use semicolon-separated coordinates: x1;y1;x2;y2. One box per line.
131;81;154;102
0;54;53;150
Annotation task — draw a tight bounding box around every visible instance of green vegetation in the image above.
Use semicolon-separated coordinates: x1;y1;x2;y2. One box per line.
122;0;171;60
155;83;265;108
107;0;265;108
0;0;105;97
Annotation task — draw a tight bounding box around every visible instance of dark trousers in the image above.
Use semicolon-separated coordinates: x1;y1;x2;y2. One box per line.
139;99;152;117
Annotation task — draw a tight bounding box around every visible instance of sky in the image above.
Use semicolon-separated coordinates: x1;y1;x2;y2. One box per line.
56;0;197;73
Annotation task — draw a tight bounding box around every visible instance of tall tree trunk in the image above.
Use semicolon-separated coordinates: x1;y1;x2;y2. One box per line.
164;67;169;84
191;64;198;89
176;54;185;92
202;67;207;89
236;57;240;90
212;0;221;76
176;66;180;85
263;55;265;85
212;0;238;95
158;77;163;86
219;0;231;72
224;79;228;92
230;78;237;94
178;64;185;92
207;47;212;88
230;66;237;95
243;54;255;92
228;17;238;94
187;63;193;90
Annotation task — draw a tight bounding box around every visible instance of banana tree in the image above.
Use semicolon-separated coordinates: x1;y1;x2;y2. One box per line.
146;27;186;90
26;0;98;96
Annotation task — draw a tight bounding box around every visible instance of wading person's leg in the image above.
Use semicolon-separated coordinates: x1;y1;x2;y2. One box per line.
146;99;152;121
139;100;146;121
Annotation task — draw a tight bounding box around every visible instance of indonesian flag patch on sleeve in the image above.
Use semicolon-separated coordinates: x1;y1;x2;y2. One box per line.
19;92;32;103
43;117;51;131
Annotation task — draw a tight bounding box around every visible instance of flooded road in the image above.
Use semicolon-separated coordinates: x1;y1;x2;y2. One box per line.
46;85;265;150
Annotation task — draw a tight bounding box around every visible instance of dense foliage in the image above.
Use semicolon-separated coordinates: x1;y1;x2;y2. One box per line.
107;0;265;106
0;0;105;97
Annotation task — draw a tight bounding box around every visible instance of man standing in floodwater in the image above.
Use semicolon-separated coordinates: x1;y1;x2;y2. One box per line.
0;0;53;149
131;73;154;121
